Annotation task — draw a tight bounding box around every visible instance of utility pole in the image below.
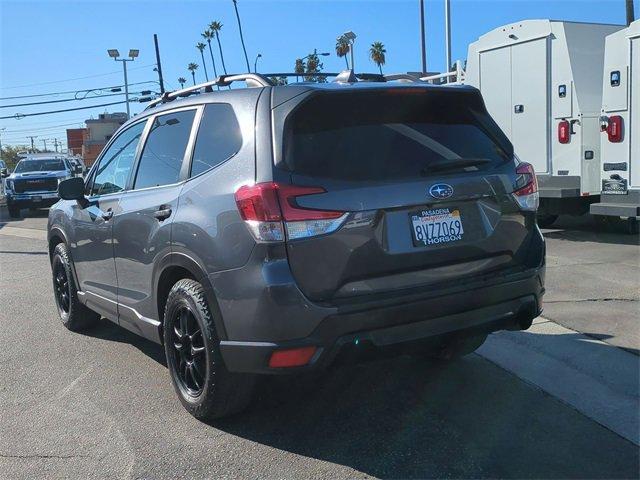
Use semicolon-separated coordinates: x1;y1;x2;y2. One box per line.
627;0;635;25
444;0;452;76
154;34;165;94
53;138;59;153
419;0;427;74
42;139;48;152
27;136;37;153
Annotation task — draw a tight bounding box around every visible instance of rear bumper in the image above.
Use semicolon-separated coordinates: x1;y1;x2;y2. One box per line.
219;267;545;374
590;191;640;217
537;175;582;199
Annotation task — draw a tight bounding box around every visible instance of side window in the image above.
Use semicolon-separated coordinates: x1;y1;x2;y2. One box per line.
90;121;146;196
133;109;196;189
190;104;243;177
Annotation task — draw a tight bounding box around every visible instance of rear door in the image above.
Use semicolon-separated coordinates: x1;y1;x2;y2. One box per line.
479;46;512;138
274;89;535;302
113;107;199;333
631;37;639;188
511;39;549;173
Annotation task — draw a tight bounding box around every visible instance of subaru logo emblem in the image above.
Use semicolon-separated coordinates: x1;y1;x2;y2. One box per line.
428;183;453;199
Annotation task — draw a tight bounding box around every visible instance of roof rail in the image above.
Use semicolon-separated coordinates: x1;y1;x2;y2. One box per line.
145;73;273;109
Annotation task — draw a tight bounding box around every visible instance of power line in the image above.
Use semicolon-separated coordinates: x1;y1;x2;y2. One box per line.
0;64;157;90
0;100;129;120
0;80;157;100
0;92;127;109
2;121;88;134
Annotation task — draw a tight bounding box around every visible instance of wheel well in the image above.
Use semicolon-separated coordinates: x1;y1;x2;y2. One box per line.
48;234;65;260
156;266;196;323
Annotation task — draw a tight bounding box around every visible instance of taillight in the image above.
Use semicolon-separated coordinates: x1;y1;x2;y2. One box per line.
513;162;539;211
558;120;570;144
607;115;623;142
234;182;347;242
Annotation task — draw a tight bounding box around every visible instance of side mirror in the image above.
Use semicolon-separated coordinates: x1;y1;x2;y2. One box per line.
74;165;83;174
1;169;7;178
58;177;85;200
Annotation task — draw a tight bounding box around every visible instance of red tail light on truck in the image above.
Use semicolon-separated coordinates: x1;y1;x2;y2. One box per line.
606;115;623;143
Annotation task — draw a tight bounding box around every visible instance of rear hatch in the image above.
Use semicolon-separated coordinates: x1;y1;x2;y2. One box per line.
272;87;536;302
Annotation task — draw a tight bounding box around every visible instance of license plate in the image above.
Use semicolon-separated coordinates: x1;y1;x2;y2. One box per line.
602;179;628;195
410;208;464;247
31;196;42;202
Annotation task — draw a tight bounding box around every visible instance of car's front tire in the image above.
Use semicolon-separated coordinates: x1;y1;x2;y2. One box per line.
163;279;256;420
7;204;20;218
51;243;100;331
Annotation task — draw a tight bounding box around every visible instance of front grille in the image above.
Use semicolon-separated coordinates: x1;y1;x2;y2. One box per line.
13;178;58;193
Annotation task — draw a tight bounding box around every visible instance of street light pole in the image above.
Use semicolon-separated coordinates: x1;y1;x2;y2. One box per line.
108;48;139;119
342;31;357;72
444;0;452;75
419;0;427;74
254;53;262;73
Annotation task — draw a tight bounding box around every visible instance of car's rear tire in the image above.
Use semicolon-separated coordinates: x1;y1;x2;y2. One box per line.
8;205;20;218
163;279;256;420
536;214;558;228
51;243;100;332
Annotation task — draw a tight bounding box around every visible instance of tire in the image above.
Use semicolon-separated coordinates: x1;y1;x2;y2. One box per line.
163;279;255;420
536;214;558;228
51;243;100;332
8;205;20;218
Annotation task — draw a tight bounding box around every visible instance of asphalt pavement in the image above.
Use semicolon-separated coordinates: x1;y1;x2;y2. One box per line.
0;209;638;479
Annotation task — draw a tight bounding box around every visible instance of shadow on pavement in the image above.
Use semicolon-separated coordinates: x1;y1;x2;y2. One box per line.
77;317;639;478
542;214;639;246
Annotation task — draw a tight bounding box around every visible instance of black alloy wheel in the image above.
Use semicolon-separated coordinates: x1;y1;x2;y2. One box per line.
171;305;207;397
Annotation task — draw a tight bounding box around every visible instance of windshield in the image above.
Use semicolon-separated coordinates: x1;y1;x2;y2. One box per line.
14;159;66;173
283;89;512;181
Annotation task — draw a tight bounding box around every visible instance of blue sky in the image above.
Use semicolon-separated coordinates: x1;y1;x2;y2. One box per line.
0;0;636;148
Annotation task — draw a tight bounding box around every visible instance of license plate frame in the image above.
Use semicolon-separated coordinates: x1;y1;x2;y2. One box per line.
31;195;42;203
409;207;464;247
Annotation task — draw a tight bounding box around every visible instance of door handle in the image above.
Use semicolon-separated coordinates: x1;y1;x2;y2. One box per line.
153;205;172;221
101;208;113;221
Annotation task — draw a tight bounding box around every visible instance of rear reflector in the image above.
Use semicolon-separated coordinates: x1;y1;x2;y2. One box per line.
513;162;539;211
558;120;570;144
234;182;347;242
268;346;317;368
607;115;623;143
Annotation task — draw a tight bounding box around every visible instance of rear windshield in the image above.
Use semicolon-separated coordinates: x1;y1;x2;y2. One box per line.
14;159;66;173
282;90;512;181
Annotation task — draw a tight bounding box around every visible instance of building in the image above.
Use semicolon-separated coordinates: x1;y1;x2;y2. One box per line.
66;112;128;167
66;128;87;156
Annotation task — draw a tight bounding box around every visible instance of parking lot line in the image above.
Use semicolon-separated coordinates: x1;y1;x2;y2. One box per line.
478;317;640;445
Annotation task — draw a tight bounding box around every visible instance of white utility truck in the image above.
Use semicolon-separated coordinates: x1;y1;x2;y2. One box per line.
590;20;639;232
466;20;623;226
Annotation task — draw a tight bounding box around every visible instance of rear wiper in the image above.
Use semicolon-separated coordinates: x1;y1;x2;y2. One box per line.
424;158;492;174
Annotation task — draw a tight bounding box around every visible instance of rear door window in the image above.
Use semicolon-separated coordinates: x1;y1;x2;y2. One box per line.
283;90;512;181
190;104;242;177
133;109;196;189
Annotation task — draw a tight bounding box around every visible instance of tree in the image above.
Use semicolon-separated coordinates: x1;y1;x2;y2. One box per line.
196;43;209;81
232;0;251;72
1;145;37;170
294;58;305;82
187;63;199;85
268;76;288;86
335;35;351;69
201;30;219;79
305;52;325;83
369;41;386;75
209;21;228;75
178;77;187;88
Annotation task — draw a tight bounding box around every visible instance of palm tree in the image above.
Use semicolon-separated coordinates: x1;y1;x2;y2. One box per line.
369;41;386;75
201;30;219;78
178;77;186;88
336;35;351;69
294;58;305;82
187;63;199;85
196;43;209;81
209;21;228;75
232;0;251;72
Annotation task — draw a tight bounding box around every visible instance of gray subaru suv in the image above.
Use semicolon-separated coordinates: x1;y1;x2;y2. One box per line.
48;73;545;419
